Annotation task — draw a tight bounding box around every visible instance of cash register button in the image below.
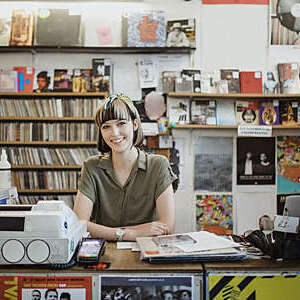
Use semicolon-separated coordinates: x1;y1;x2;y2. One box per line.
27;240;50;263
2;239;25;263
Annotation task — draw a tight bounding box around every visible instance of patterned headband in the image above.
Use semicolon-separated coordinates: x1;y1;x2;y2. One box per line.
104;93;132;110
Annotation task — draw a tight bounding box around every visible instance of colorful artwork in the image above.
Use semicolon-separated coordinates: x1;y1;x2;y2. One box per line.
277;136;300;193
195;194;233;235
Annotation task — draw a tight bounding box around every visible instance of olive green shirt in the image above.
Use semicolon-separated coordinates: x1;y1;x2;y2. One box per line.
78;149;177;227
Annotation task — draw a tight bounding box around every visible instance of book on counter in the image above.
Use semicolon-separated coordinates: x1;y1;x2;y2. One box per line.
136;231;246;263
239;71;263;94
9;9;34;46
220;69;240;94
259;100;280;125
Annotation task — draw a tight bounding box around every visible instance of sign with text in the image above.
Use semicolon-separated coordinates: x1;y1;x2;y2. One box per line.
0;276;92;300
238;125;272;137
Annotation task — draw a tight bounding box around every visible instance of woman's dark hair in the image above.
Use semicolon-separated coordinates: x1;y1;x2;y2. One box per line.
95;94;144;153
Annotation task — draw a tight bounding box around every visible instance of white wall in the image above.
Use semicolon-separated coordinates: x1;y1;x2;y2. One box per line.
1;0;298;234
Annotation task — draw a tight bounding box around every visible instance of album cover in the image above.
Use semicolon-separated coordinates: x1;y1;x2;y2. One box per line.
91;58;111;92
259;100;280;125
125;11;166;47
35;8;83;46
13;66;34;93
72;69;92;93
33;68;54;92
277;63;300;94
190;99;216;125
167;97;190;124
53;69;73;92
216;100;236;125
0;16;11;46
199;71;218;93
181;69;201;93
166;18;196;48
220;69;240;94
175;77;193;93
239;71;263;94
161;71;180;93
235;100;260;125
0;70;18;92
262;71;280;94
237;137;276;185
279;101;298;125
9;9;34;46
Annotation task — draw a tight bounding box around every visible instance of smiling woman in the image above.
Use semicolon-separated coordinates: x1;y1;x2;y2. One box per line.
73;94;177;242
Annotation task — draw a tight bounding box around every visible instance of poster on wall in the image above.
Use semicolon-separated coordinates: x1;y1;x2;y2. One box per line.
194;137;233;192
100;276;193;299
209;274;300;299
270;0;300;46
195;194;233;235
277;136;300;193
0;276;92;299
237;137;275;185
202;0;268;4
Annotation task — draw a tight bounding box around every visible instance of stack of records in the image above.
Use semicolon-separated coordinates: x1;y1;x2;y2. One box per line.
137;231;246;264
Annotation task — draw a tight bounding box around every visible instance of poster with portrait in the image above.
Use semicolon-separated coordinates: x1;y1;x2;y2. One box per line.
0;275;93;299
194;137;233;192
277;136;300;193
100;275;193;300
237;137;276;185
195;194;233;235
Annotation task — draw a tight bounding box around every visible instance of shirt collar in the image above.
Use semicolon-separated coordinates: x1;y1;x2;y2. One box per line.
97;148;147;171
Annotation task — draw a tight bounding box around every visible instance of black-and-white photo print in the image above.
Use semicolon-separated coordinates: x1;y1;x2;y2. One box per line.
237;137;275;185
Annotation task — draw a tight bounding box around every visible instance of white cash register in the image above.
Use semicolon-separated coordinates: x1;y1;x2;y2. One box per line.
0;201;87;265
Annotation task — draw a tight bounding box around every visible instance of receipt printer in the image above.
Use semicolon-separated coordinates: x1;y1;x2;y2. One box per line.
0;201;87;265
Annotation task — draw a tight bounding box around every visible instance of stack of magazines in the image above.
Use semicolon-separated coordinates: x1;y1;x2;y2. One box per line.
136;231;246;263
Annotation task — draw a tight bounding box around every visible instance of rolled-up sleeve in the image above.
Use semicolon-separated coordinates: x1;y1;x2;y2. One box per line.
78;162;96;203
155;156;178;200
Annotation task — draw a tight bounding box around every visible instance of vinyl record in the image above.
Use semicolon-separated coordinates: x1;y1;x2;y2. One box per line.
277;0;300;32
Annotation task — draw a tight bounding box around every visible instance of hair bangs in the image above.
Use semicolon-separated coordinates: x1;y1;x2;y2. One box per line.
100;99;132;125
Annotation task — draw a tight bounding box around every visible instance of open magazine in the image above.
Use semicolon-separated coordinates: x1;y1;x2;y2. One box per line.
137;231;246;263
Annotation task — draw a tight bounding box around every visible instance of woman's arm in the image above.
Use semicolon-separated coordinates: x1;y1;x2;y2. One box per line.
73;191;117;241
74;186;175;241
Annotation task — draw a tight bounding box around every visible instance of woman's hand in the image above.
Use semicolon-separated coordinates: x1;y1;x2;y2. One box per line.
125;221;170;241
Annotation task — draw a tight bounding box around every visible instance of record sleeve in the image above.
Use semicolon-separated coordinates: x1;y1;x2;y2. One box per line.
279;100;298;125
0;70;18;92
220;69;240;94
162;71;180;93
33;68;54;93
181;69;201;93
0;16;11;46
239;71;263;94
9;9;34;46
125;11;166;47
13;66;34;93
167;97;190;124
166;18;196;48
92;58;111;92
235;100;260;125
35;8;83;46
259;100;280;125
190;99;216;125
277;63;300;94
53;69;73;92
